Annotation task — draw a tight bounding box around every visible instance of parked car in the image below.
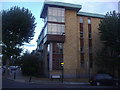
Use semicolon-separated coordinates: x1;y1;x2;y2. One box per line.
89;74;120;86
8;66;19;70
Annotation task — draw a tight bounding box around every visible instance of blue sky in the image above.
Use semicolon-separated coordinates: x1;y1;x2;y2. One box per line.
1;0;119;52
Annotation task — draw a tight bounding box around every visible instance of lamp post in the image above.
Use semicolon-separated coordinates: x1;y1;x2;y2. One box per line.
61;62;64;83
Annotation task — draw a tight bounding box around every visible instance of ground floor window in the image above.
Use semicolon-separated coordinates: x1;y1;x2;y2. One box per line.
53;58;63;70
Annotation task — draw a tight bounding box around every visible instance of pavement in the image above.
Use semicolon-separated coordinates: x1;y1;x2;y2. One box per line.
3;68;90;85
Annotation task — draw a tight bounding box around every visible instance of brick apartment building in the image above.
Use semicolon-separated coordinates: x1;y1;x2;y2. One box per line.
36;1;104;78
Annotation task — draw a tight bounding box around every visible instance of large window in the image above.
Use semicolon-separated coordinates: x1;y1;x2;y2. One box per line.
48;23;65;35
48;7;65;22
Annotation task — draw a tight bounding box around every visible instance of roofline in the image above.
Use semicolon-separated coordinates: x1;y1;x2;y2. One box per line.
40;1;82;18
77;11;105;18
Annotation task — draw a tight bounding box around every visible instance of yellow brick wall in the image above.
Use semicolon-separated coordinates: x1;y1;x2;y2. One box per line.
78;16;103;76
50;9;103;78
63;9;78;77
63;11;103;78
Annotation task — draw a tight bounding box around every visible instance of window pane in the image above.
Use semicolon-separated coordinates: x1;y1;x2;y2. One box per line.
52;16;58;22
48;16;52;21
53;43;63;54
52;24;57;34
48;23;52;34
44;26;48;37
88;18;91;24
80;17;83;23
47;23;65;35
48;7;65;22
58;10;61;16
61;8;65;16
61;25;65;33
48;7;53;15
61;17;65;22
53;8;57;16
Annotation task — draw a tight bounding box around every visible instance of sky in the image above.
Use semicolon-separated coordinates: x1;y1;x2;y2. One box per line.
1;0;120;52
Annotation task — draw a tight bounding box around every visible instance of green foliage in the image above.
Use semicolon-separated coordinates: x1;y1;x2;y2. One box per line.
96;11;120;77
21;53;40;76
99;11;120;53
2;6;36;65
95;47;117;74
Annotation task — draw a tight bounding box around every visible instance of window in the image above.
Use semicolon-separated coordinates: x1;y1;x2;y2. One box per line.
89;39;92;47
88;33;92;39
80;23;83;32
80;47;84;53
80;17;83;23
89;54;93;68
53;59;63;70
80;23;84;38
89;47;92;53
80;32;84;38
81;53;84;67
53;43;63;54
88;24;91;32
44;25;48;37
80;39;84;46
48;7;65;22
88;18;91;24
47;23;65;35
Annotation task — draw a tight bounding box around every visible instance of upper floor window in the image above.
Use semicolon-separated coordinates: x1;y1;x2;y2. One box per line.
80;23;83;32
88;24;91;33
80;47;84;53
80;17;83;23
88;18;91;24
48;7;65;22
80;32;84;38
48;23;65;35
88;33;92;39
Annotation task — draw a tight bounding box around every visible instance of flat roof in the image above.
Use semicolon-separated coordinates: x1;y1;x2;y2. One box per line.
40;1;82;18
77;11;105;18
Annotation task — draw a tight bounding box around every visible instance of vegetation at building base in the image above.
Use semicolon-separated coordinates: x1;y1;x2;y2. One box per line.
96;11;120;78
21;51;44;82
2;6;36;77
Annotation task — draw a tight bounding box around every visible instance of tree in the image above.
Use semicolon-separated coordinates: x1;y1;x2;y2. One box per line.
2;6;36;76
99;11;119;53
96;11;120;78
21;53;40;82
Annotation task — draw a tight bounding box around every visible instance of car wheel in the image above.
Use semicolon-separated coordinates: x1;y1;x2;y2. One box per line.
96;82;101;86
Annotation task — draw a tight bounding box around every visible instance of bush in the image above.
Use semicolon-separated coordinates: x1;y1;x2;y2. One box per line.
21;54;39;76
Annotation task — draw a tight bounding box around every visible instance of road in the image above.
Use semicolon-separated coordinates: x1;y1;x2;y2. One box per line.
2;78;119;90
